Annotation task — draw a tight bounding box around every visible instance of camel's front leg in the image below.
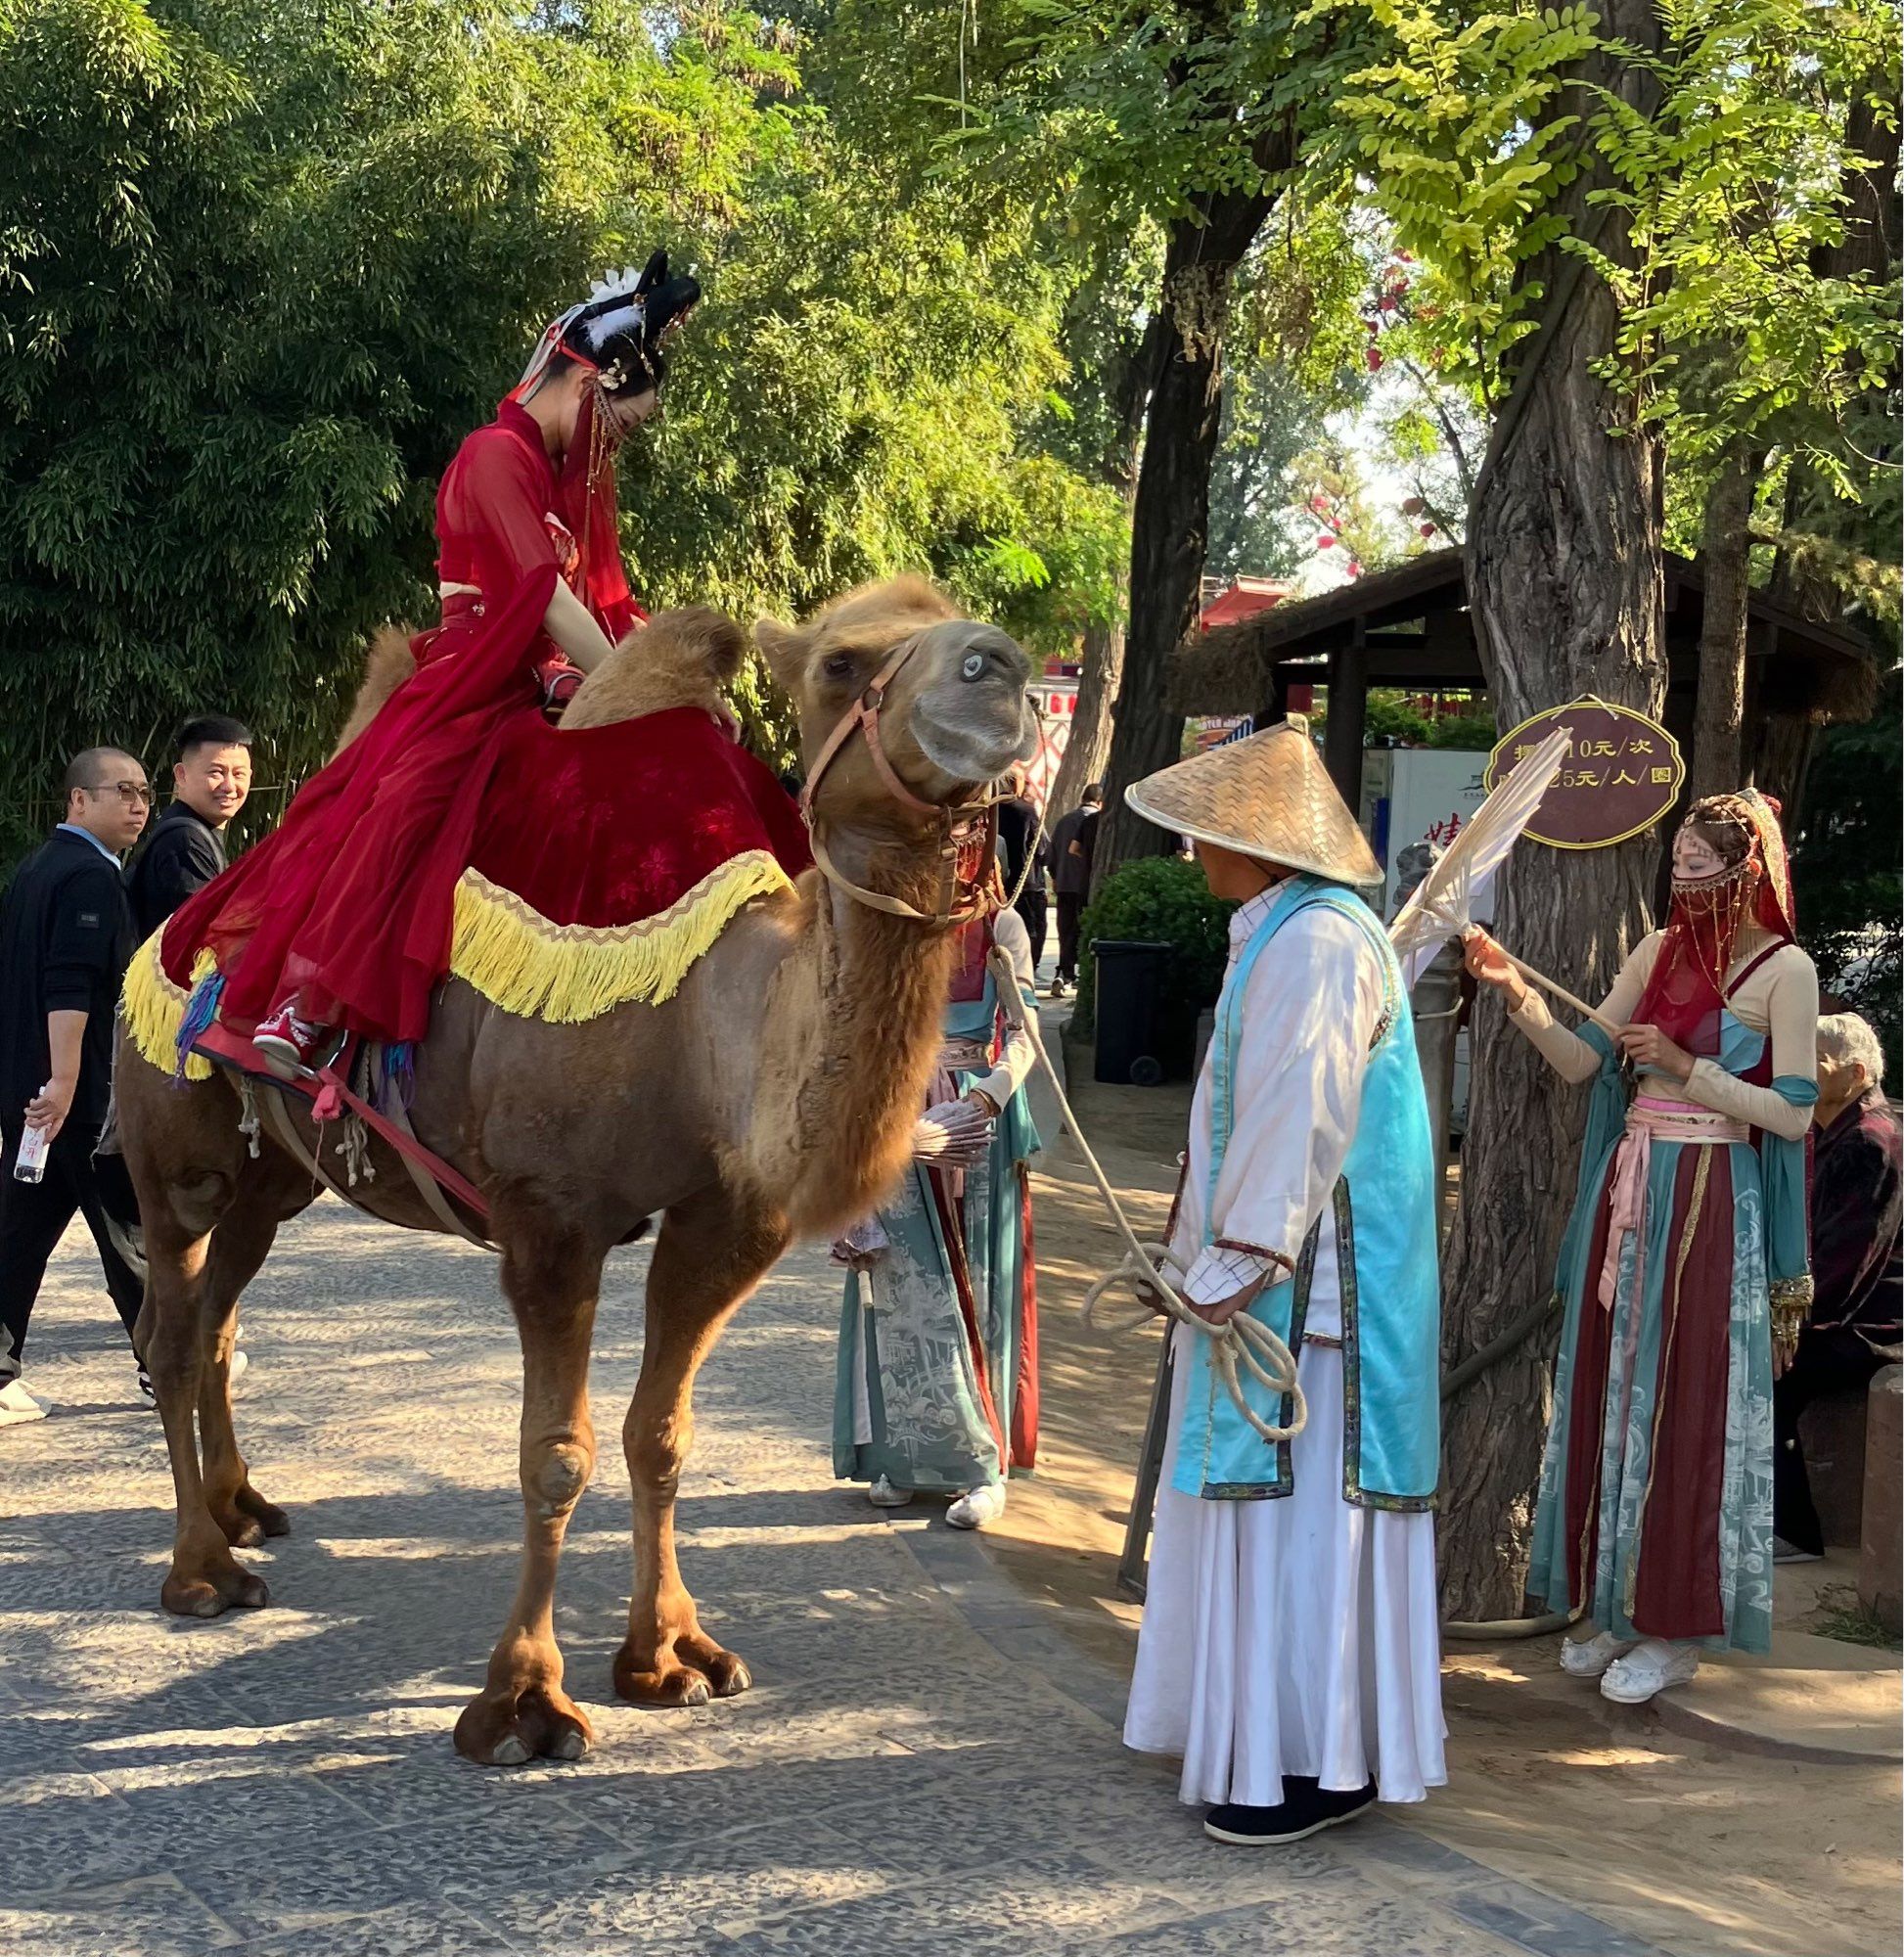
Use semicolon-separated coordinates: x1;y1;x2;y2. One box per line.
614;1190;788;1707
455;1233;602;1767
194;1178;301;1547
142;1221;272;1617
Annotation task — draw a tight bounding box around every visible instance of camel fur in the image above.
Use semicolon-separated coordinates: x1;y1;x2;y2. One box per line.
114;577;1036;1766
330;625;418;757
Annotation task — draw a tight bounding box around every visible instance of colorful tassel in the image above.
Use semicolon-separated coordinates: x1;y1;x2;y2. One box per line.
174;969;225;1079
119;938;215;1082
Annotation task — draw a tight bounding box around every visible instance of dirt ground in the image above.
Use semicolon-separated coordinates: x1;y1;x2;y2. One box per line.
990;1033;1902;1957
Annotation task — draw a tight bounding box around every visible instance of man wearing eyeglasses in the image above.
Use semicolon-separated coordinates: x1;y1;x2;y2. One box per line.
0;749;151;1425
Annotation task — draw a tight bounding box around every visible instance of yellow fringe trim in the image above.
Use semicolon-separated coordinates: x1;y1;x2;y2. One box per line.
120;936;215;1081
448;849;793;1024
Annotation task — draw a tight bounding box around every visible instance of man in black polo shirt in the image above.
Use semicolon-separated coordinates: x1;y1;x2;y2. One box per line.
128;714;253;940
0;748;151;1425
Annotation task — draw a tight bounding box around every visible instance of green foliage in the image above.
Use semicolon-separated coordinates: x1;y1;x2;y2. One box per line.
1072;855;1237;1037
0;0;1117;837
0;0;783;851
1791;666;1903;1078
1332;0;1602;387
1426;705;1497;749
1333;0;1901;470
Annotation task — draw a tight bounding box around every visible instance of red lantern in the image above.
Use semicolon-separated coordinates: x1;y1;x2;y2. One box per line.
1366;347;1383;372
1316;534;1336;550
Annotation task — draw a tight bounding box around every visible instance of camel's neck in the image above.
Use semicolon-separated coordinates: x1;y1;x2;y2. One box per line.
768;824;960;1237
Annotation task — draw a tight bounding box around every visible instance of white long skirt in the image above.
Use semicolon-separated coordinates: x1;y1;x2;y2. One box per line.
1123;1331;1447;1807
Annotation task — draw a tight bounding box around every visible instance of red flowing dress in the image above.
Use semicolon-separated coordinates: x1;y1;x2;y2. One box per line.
164;396;643;1044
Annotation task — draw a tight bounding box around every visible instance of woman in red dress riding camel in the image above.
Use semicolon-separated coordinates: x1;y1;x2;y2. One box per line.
165;251;701;1077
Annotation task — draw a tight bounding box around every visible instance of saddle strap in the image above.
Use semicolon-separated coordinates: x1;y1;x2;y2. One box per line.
374;1081;497;1252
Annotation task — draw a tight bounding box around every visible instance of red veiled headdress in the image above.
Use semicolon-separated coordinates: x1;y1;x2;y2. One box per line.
1634;789;1795;1046
507;253;701;644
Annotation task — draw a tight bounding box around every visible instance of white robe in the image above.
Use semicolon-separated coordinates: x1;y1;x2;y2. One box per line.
1122;888;1447;1808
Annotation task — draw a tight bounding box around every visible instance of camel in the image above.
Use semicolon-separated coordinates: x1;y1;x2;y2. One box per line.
114;576;1037;1765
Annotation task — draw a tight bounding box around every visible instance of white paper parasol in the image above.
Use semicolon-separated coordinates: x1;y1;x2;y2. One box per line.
1387;725;1622;1035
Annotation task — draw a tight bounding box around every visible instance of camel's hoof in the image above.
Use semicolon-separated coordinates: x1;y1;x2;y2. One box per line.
160;1563;270;1618
453;1684;593;1768
701;1652;751;1698
613;1640;750;1707
214;1509;265;1550
236;1487;292;1538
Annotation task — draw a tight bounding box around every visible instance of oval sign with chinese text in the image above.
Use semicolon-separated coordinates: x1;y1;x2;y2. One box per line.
1484;701;1685;849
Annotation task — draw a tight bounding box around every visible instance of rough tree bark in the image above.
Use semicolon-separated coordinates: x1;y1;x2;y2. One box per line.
1048;314;1159;827
1095;171;1286;878
1760;84;1900;805
1436;0;1667;1623
1049;613;1125;822
1690;436;1761;797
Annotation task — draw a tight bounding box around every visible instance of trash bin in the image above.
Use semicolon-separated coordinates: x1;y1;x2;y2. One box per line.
1094;939;1171;1086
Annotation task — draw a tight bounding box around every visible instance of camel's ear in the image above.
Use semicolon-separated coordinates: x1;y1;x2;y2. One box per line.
754;618;805;694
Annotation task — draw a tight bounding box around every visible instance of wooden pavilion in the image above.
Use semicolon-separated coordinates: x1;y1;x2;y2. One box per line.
1170;547;1882;804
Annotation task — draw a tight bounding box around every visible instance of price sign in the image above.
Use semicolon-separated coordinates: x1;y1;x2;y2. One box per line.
1485;700;1685;849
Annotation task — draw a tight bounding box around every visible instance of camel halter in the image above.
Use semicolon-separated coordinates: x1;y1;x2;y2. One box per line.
797;629;1031;929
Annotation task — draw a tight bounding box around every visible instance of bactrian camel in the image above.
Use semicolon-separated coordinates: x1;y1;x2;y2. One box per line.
113;577;1037;1765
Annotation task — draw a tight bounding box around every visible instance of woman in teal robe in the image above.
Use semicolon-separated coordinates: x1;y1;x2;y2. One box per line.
1468;791;1815;1704
833;909;1041;1527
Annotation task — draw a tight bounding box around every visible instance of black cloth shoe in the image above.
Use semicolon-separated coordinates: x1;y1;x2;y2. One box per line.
1203;1778;1377;1845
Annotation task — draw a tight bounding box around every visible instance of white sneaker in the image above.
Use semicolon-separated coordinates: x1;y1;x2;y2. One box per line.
0;1377;50;1426
866;1476;913;1509
1600;1637;1700;1704
946;1482;1007;1530
1559;1629;1637;1679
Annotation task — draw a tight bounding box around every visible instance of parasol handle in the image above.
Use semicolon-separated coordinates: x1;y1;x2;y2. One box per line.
1460;928;1624;1039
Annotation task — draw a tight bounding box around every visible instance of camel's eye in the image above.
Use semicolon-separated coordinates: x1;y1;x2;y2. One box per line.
822;653;855;680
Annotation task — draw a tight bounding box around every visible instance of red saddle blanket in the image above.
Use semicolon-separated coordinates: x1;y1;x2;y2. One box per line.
145;706;811;1047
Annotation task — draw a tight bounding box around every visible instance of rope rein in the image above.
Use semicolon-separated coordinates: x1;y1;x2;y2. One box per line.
984;945;1307;1447
792;642;1300;1448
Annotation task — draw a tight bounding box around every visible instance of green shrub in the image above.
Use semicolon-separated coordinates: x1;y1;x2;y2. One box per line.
1073;856;1237;1038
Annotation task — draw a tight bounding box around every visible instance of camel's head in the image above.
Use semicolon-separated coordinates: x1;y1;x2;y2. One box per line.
757;576;1038;823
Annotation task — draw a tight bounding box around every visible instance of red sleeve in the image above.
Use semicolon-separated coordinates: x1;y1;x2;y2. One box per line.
438;427;561;602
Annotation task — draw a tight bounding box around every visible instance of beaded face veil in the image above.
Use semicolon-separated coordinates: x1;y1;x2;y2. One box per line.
1635;790;1795;1048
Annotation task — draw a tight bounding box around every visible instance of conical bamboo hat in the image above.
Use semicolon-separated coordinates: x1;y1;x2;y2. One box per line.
1125;716;1383;887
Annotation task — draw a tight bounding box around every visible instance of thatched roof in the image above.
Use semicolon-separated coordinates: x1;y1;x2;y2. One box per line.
1170;547;1883;723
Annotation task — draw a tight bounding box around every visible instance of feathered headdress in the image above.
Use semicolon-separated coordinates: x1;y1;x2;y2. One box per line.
512;250;702;403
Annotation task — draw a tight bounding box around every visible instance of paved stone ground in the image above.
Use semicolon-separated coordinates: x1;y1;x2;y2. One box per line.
1;1200;1661;1957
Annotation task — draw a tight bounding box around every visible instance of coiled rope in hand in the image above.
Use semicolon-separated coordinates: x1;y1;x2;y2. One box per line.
986;946;1306;1446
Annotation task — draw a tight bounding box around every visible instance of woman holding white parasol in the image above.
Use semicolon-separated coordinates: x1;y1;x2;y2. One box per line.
1465;790;1817;1704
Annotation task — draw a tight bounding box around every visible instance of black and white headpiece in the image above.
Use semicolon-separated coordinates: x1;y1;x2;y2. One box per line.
514;250;702;402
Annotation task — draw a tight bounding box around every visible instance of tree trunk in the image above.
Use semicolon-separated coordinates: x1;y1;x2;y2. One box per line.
1095;189;1278;879
1436;0;1667;1624
1690;437;1760;797
1048;611;1124;824
1771;85;1899;623
1049;300;1159;844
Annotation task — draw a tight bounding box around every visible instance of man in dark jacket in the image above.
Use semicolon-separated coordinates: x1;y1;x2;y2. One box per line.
1773;1010;1902;1559
0;750;151;1424
997;793;1050;973
1047;781;1102;998
128;714;252;940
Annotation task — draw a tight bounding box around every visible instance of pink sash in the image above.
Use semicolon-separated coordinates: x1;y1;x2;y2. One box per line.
1598;1097;1749;1312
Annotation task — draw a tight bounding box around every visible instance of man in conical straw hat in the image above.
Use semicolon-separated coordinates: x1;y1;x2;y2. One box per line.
1120;717;1446;1843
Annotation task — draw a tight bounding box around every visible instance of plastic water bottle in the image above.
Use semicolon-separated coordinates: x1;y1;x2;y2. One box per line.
13;1118;49;1184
